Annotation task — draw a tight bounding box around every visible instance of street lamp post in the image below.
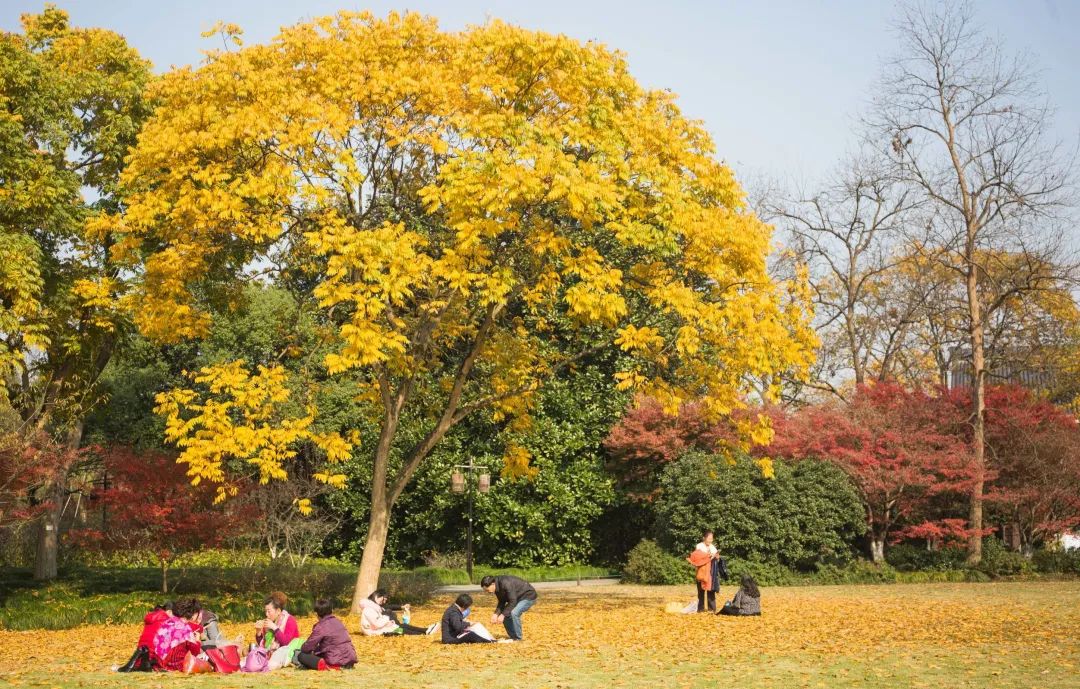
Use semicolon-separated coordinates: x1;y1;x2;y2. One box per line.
451;457;490;584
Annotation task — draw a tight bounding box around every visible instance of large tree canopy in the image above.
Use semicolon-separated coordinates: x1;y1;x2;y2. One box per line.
0;6;153;579
99;11;815;604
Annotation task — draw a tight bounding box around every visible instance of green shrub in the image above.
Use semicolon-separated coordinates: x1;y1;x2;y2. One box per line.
719;558;801;587
410;564;615;586
623;539;692;585
887;543;967;572
654;452;865;571
376;570;441;604
1032;548;1080;574
977;538;1032;577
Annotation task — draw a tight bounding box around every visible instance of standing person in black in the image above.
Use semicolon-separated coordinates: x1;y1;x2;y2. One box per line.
440;594;493;644
480;574;538;641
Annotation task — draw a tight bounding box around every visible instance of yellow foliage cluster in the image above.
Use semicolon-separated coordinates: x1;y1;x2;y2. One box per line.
101;11;815;487
155;362;351;500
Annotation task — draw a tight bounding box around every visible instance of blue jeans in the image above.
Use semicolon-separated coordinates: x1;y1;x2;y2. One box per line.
502;598;536;640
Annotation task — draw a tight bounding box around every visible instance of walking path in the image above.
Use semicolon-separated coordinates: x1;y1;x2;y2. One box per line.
435;577;621;593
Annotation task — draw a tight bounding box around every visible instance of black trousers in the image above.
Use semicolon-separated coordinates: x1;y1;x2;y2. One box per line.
697;582;716;612
445;631;494;644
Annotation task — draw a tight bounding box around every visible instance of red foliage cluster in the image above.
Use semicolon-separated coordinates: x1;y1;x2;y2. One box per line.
602;397;738;501
67;447;254;589
770;382;982;554
948;385;1080;550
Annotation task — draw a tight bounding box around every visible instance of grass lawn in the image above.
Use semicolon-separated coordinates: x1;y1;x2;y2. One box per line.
1;581;1076;688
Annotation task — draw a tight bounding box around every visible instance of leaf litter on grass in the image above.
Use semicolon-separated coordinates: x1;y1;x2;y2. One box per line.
0;582;1077;687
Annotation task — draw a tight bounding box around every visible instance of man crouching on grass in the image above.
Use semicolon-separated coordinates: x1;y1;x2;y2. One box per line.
481;574;538;641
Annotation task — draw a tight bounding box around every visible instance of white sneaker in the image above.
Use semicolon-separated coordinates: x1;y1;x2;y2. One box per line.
425;623;439;635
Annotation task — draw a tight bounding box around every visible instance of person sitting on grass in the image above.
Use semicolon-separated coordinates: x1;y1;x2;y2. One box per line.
198;607;224;647
118;601;174;671
255;591;302;670
440;593;495;644
153;598;203;671
480;574;538;641
360;589;438;636
295;599;357;671
718;574;762;616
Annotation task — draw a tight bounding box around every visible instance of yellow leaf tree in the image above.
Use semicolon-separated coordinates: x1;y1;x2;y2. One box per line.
104;12;815;607
0;6;153;579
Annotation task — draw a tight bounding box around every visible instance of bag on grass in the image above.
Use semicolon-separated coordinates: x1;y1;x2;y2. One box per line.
117;646;154;672
182;652;214;674
205;645;241;674
242;646;269;673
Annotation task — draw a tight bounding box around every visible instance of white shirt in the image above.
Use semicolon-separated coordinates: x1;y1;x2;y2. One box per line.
695;542;717;557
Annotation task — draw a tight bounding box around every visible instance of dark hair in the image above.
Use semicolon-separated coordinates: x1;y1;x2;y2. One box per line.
313;598;333;618
264;591;288;610
172;598;201;620
702;529;714;538
740;574;760;599
155;600;174;612
455;593;473;609
480;576;496;588
368;589;388;602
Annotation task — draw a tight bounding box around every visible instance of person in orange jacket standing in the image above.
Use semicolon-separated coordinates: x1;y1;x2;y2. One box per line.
687;529;720;612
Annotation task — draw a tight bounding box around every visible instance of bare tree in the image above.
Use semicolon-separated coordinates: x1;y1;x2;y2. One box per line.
768;153;921;397
869;1;1077;563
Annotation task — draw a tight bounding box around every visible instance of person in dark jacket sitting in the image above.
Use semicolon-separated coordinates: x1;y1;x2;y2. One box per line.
480;574;538;641
440;594;493;644
718;574;762;616
296;599;357;670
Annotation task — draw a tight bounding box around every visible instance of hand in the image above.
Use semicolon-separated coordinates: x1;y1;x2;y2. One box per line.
491;613;499;624
265;620;278;631
496;614;505;624
253;620;264;630
402;604;411;612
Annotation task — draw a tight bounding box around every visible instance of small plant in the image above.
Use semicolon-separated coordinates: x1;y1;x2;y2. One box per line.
622;539;691;585
421;550;468;570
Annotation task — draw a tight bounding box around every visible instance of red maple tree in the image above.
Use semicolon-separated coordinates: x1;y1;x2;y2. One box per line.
769;382;980;561
68;447;253;592
947;385;1080;553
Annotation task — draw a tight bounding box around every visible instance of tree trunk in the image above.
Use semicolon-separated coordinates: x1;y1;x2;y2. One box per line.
966;264;986;566
33;420;84;581
352;496;390;612
870;537;886;564
161;559;170;594
33;487;63;581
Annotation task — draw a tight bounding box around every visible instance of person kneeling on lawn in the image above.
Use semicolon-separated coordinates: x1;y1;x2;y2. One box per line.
481;574;537;641
718;574;761;616
295;599;357;670
441;594;495;644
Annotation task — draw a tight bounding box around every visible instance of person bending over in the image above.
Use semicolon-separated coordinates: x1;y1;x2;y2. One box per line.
481;574;538;641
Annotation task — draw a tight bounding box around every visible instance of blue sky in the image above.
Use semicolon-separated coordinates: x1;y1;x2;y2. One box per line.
5;1;1078;187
